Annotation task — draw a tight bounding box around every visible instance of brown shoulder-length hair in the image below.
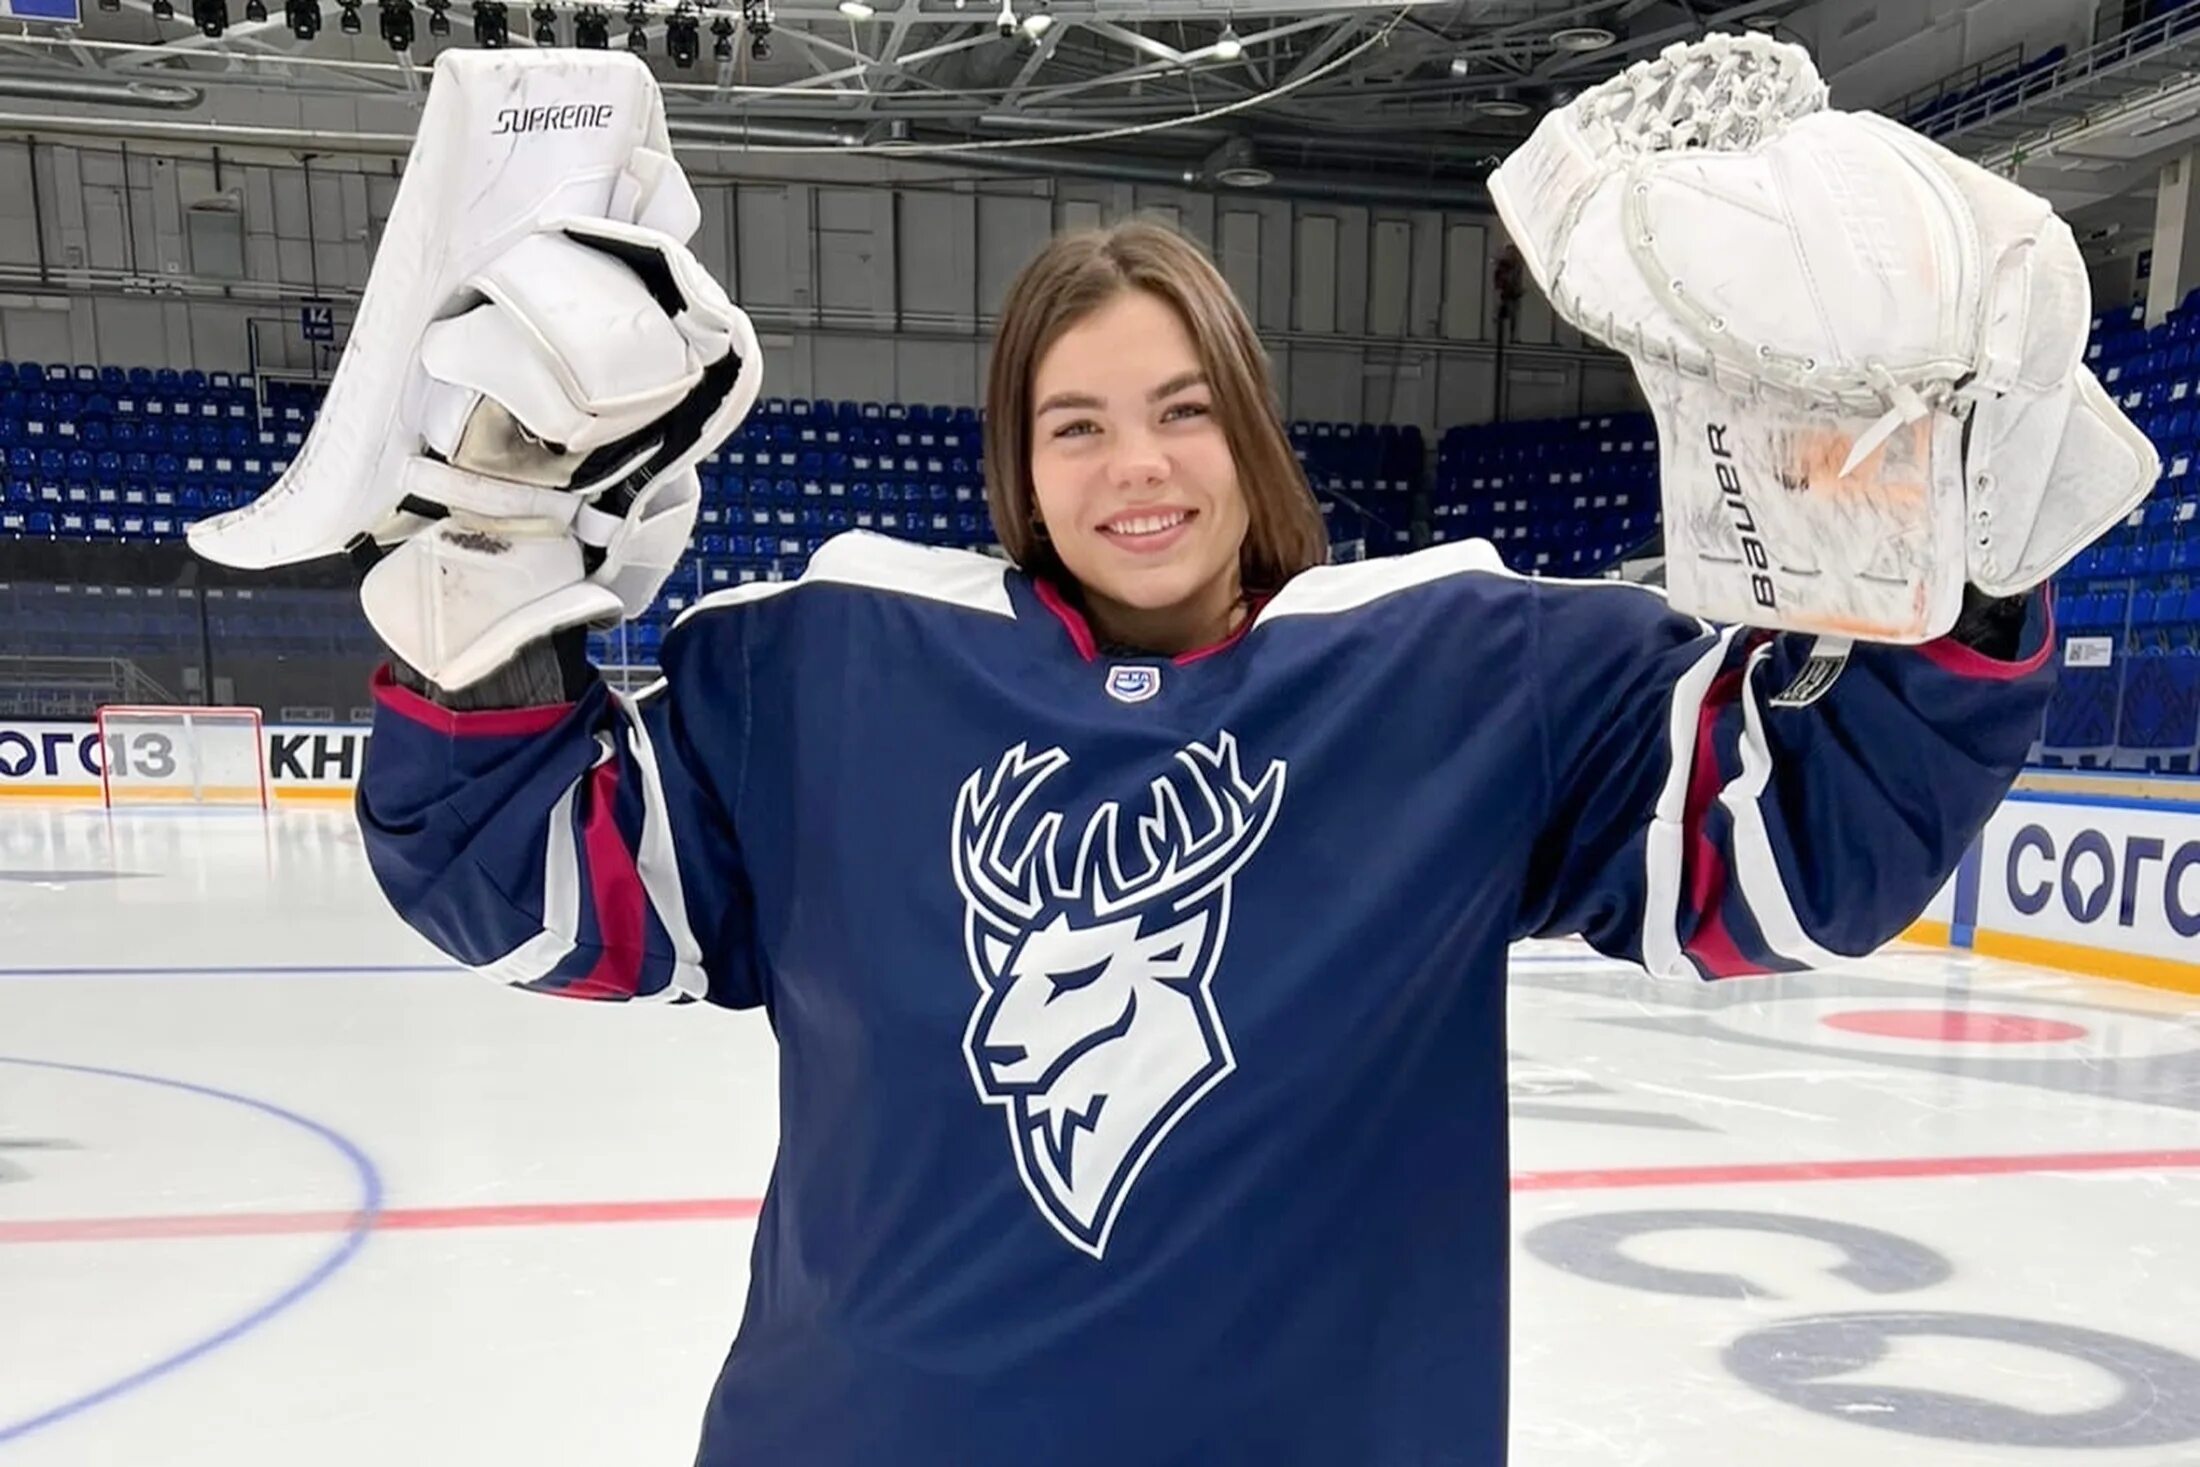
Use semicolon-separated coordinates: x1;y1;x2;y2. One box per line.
983;220;1330;597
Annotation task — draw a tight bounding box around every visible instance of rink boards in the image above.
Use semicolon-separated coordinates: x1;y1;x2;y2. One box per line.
0;717;364;802
0;713;2192;990
1904;774;2200;996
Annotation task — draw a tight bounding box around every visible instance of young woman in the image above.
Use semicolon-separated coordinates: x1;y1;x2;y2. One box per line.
359;221;2053;1465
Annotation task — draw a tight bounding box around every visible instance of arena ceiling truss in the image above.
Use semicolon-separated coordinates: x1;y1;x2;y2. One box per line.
0;0;1804;199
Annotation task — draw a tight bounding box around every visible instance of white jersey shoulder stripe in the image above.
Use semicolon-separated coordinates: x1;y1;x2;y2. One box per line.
676;530;1016;629
1258;539;1509;622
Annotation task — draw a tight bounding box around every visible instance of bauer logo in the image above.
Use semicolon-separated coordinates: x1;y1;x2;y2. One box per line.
1706;422;1777;612
950;734;1284;1258
490;103;615;136
1105;665;1162;705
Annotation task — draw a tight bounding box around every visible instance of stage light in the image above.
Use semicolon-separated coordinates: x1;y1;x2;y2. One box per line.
427;0;450;35
665;2;698;67
711;12;732;59
379;0;414;49
286;0;321;38
244;0;266;20
339;0;362;33
573;3;608;46
192;0;228;36
624;0;645;49
151;0;174;19
473;0;506;45
531;1;555;42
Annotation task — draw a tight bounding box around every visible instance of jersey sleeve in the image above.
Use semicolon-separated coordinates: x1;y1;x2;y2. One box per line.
1513;580;2056;979
355;622;762;1008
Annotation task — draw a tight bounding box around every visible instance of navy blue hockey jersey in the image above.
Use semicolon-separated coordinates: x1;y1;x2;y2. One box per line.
358;533;2055;1467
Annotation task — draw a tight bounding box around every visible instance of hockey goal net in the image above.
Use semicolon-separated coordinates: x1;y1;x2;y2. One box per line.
96;705;270;809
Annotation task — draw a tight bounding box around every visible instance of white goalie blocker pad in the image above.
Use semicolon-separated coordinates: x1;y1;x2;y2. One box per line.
1491;35;2158;643
186;49;759;575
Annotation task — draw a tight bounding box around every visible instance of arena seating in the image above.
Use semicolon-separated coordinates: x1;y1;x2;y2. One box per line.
2033;298;2200;770
0;361;1429;675
1900;45;2068;137
13;339;2188;773
1293;419;1421;562
0;363;299;545
1428;413;1662;578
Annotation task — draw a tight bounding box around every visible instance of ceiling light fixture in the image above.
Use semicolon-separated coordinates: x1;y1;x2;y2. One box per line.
1550;25;1616;52
665;0;697;64
1213;22;1242;61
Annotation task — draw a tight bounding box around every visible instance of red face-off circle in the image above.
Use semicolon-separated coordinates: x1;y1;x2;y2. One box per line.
1819;1009;2091;1045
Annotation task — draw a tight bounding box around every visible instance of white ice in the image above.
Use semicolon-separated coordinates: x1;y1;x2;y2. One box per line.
4;805;2199;1466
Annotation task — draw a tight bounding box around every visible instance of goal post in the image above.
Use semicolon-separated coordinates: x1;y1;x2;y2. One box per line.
95;705;271;809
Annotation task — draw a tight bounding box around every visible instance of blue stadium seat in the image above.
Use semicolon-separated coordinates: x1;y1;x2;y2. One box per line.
2119;652;2200;769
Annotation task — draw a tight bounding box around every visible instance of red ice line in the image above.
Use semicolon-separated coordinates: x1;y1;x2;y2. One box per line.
8;1148;2200;1246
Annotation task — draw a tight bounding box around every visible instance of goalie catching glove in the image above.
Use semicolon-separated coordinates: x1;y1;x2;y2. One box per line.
1490;34;2158;643
187;51;761;689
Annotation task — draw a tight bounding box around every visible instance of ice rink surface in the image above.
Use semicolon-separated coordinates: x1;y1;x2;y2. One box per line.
3;804;2198;1466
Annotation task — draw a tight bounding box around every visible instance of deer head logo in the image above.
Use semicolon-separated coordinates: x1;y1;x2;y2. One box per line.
951;733;1286;1258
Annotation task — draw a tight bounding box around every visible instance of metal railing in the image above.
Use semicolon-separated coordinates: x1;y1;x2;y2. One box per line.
1888;43;2028;128
1940;4;2200;159
0;654;172;718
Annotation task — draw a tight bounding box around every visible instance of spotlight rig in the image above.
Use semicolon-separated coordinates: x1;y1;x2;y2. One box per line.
285;0;320;34
244;0;266;20
740;0;770;60
665;0;698;67
573;3;609;47
624;0;645;50
710;11;732;59
192;0;227;35
151;0;173;19
427;0;450;34
339;0;362;33
472;0;507;45
530;0;555;41
379;0;414;49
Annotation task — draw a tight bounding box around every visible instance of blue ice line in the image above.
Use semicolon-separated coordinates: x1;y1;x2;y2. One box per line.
0;1055;385;1448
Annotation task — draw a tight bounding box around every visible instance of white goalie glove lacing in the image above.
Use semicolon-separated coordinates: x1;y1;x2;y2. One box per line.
1492;33;2158;644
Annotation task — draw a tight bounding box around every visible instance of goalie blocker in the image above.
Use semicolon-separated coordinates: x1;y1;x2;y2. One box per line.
186;50;763;692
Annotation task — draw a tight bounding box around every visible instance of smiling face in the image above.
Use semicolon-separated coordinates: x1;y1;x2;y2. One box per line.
1027;289;1252;652
983;222;1332;658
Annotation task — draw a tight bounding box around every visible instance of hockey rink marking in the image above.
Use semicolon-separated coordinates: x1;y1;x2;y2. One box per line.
0;1056;384;1447
11;1148;2200;1246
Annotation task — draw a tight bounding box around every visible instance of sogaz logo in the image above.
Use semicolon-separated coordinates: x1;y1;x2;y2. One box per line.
2006;823;2200;937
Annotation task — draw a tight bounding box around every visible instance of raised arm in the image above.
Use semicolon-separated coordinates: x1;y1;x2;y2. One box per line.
1514;581;2053;980
358;624;763;1007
